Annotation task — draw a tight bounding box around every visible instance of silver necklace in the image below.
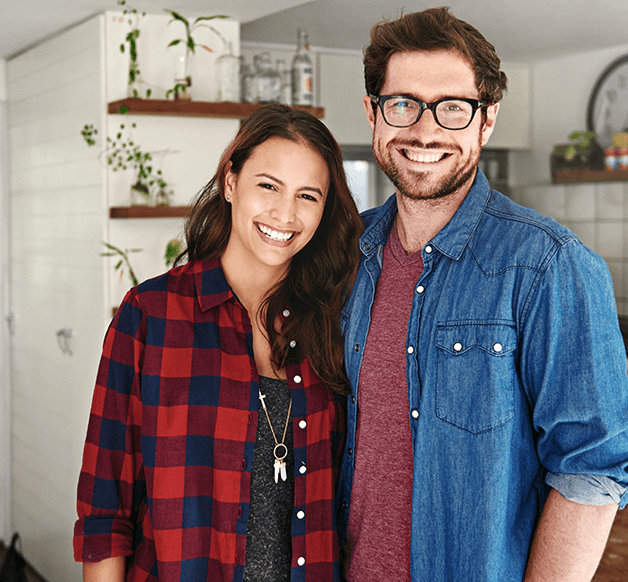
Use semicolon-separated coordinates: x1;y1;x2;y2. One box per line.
258;388;292;483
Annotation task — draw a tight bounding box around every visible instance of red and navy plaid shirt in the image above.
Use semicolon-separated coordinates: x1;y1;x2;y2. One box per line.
74;258;345;581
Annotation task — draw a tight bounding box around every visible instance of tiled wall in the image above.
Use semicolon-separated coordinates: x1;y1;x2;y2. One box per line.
511;182;628;316
8;16;104;581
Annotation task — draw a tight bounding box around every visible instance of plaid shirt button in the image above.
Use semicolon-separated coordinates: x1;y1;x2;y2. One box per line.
299;465;307;474
283;309;291;317
297;557;305;566
294;375;302;383
297;510;305;519
299;420;307;429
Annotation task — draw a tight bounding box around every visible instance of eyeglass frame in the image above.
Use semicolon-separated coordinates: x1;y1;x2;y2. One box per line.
369;94;489;130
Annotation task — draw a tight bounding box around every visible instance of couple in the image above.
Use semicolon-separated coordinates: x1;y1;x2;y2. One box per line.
74;8;628;582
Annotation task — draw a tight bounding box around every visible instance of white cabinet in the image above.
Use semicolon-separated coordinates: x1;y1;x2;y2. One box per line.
488;64;531;150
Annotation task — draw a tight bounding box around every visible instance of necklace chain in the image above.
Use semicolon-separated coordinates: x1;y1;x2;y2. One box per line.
259;388;292;483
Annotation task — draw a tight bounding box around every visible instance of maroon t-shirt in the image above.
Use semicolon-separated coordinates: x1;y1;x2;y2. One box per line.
344;223;423;581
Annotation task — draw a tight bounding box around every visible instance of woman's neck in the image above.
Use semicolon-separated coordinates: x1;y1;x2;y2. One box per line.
220;247;287;315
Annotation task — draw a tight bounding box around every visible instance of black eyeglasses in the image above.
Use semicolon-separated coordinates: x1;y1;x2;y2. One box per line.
370;94;488;130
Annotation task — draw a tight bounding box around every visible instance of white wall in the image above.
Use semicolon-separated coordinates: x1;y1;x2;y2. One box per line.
7;16;105;581
512;43;628;186
0;57;11;545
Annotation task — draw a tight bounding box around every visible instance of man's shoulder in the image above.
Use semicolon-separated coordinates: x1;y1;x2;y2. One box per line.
470;189;590;272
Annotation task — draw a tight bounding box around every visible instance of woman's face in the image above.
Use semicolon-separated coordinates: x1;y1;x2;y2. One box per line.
223;136;329;274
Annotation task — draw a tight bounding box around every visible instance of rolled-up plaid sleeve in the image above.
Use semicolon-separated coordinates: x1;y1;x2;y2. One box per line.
74;289;146;563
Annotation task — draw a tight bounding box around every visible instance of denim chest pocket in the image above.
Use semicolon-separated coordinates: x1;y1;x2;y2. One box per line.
435;321;517;434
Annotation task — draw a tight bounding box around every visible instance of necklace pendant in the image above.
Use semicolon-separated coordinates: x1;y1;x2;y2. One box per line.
274;458;287;483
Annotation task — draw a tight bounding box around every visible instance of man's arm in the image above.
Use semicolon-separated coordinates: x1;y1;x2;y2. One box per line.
524;487;618;581
83;557;126;582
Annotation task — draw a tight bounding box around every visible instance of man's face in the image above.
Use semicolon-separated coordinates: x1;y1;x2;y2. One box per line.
364;50;499;202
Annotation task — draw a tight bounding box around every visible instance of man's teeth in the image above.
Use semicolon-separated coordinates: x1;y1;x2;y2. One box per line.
403;149;445;163
258;224;295;242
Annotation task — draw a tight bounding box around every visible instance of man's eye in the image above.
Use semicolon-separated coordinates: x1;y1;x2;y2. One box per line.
443;103;463;112
392;100;414;111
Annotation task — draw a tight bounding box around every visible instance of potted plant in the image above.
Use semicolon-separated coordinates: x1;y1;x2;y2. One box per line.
164;9;228;100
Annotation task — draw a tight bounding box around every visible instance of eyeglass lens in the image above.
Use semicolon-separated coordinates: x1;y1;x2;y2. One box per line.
383;98;475;129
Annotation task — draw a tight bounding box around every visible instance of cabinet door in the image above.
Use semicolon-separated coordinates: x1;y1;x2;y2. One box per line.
488;64;531;150
319;52;373;145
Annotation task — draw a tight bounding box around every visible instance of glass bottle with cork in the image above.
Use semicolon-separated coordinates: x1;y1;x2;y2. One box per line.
291;28;314;106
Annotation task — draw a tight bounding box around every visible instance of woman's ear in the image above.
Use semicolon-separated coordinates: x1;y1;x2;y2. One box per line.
224;161;235;201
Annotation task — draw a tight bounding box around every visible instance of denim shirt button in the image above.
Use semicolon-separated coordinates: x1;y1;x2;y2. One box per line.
493;342;503;353
354;344;361;352
416;285;425;294
363;243;371;251
453;342;463;352
351;396;356;403
411;409;419;419
425;245;433;254
407;345;415;354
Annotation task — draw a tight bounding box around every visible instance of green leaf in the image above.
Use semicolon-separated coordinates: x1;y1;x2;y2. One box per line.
168;39;182;47
165;9;190;29
193;15;229;24
115;259;123;269
119;105;129;114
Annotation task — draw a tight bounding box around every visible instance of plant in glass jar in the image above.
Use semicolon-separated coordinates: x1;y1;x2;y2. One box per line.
164;9;228;100
118;0;152;99
81;122;175;206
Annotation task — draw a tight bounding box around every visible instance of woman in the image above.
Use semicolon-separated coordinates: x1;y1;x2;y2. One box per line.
73;104;362;581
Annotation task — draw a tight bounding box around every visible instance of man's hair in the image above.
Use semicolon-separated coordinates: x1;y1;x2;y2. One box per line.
364;7;508;106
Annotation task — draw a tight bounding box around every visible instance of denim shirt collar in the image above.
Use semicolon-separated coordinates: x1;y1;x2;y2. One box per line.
360;169;491;259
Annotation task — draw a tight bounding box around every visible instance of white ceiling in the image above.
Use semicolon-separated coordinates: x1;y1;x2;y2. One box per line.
2;0;628;63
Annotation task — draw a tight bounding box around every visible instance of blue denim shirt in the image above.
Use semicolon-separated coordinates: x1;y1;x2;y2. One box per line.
338;171;628;582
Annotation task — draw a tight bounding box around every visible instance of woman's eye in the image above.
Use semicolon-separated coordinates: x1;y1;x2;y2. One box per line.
259;182;276;191
299;193;317;201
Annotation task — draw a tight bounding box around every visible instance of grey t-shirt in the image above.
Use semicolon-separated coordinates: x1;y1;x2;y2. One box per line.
243;375;294;581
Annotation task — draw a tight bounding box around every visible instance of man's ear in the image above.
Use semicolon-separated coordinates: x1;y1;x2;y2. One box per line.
363;95;376;131
481;102;499;146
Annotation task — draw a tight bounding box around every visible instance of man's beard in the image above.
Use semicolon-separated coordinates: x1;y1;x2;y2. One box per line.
373;135;482;202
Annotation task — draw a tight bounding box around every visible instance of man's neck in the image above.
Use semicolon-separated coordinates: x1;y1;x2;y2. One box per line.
394;185;469;255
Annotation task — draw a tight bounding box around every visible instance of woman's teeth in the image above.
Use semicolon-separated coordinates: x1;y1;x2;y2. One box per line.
257;223;295;242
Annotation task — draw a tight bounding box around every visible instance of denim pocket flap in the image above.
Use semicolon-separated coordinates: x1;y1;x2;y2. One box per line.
435;321;516;356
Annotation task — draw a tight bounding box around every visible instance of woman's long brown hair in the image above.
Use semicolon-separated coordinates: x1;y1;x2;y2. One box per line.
179;105;363;394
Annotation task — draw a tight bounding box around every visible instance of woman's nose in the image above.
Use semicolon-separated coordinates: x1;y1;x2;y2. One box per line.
270;195;296;223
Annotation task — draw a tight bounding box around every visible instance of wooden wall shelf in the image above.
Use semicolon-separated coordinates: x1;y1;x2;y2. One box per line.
552;168;628;184
109;206;190;219
108;98;325;119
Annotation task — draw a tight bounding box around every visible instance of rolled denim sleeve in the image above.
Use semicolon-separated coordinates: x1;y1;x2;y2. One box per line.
520;239;628;509
546;472;627;507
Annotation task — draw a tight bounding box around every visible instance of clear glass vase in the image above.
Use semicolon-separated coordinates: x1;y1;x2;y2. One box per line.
172;52;193;100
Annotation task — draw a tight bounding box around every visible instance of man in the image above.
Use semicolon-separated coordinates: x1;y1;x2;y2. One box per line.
337;7;628;582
